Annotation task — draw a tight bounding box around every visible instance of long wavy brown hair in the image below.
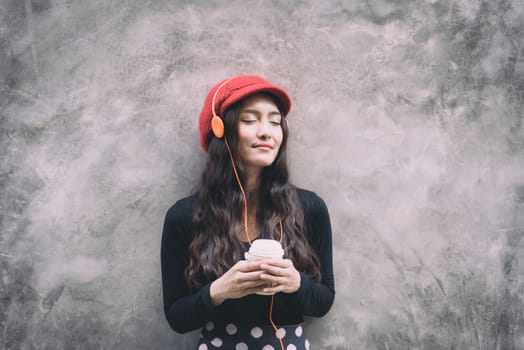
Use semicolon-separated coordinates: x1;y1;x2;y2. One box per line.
186;93;321;290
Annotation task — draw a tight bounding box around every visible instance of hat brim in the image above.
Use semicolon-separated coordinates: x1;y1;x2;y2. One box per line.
219;83;291;117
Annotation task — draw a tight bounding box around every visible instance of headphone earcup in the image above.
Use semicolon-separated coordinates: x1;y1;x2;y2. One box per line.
211;115;225;138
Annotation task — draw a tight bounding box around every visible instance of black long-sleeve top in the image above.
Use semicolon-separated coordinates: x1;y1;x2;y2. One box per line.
161;188;335;334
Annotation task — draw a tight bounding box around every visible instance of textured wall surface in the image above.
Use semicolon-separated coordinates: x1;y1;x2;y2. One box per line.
1;0;524;349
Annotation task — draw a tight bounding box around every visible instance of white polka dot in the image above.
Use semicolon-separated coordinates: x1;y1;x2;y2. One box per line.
205;321;214;331
295;326;303;337
211;337;223;347
198;344;208;350
305;339;310;350
287;345;297;350
251;326;263;338
262;346;275;350
235;343;248;350
276;328;286;339
226;323;238;335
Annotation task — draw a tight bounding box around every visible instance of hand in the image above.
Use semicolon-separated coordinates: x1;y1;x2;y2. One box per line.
210;260;268;306
258;259;301;294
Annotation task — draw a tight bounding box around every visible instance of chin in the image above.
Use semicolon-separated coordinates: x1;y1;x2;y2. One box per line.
254;161;276;168
247;156;277;168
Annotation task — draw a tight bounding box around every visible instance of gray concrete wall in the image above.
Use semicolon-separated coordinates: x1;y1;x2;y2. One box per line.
1;0;524;349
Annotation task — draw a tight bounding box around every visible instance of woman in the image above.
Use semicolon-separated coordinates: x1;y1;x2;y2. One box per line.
161;75;335;350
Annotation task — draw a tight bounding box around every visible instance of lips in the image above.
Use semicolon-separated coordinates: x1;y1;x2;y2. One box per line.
254;143;273;150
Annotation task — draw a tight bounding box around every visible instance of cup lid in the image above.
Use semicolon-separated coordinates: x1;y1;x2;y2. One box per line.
248;239;284;257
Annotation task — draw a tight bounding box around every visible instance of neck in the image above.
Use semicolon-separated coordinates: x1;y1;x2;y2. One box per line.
244;167;262;193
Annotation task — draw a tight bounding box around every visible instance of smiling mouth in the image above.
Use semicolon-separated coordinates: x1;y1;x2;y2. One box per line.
254;144;273;150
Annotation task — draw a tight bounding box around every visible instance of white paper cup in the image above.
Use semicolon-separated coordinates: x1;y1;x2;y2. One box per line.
244;239;284;295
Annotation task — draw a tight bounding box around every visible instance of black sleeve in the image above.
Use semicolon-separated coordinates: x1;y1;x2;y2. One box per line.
294;190;335;317
160;197;217;333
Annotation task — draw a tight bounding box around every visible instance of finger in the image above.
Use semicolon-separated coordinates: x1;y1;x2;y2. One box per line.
262;284;285;294
239;281;271;294
260;259;293;268
236;260;263;272
259;264;288;277
259;273;285;284
238;280;269;290
236;270;264;282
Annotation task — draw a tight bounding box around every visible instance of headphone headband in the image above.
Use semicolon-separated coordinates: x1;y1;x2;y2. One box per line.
211;79;231;119
210;79;231;138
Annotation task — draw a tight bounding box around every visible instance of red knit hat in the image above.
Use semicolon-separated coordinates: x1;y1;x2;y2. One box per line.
198;75;292;151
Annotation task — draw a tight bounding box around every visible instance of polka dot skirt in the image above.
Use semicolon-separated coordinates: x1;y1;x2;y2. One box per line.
197;321;310;350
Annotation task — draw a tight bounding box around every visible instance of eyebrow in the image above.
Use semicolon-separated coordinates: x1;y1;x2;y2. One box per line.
240;109;282;116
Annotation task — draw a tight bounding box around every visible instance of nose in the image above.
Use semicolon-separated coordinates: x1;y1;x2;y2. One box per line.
256;120;272;139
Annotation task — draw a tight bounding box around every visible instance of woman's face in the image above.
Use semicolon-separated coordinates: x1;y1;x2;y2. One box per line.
236;93;284;172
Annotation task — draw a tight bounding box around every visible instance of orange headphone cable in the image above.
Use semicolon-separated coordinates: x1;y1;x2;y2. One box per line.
270;294;285;350
268;220;285;350
224;138;251;245
220;98;285;350
225;138;285;350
